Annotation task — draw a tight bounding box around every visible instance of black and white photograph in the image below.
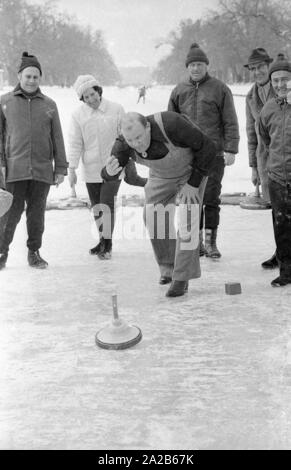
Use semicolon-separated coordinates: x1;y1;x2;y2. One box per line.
0;0;291;452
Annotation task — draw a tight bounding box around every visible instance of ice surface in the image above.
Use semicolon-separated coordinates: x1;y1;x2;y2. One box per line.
1;84;290;450
1;204;291;449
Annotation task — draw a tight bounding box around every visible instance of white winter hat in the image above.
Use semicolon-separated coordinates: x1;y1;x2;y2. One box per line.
73;74;100;99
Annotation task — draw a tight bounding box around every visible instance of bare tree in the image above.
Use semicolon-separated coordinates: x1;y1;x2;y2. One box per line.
153;0;291;84
0;0;120;85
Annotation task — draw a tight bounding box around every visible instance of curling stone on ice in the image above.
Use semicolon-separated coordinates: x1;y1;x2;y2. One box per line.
95;294;142;350
240;182;271;210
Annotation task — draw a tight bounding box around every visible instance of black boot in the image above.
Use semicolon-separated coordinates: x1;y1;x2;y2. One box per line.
89;237;105;255
159;276;172;285
261;253;278;269
205;228;221;258
98;239;112;260
166;280;188;297
0;253;8;270
28;250;48;269
199;230;206;257
271;276;291;287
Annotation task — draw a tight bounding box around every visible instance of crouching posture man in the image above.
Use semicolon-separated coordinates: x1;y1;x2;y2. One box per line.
102;111;216;297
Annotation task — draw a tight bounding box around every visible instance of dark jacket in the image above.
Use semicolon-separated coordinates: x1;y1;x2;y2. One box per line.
246;81;275;167
168;74;239;156
0;85;68;184
259;97;291;185
101;111;217;187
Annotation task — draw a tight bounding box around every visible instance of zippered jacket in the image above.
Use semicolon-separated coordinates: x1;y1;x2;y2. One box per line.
168;74;239;156
0;85;68;184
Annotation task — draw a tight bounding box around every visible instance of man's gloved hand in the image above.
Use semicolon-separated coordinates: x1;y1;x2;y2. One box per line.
224;152;236;166
68;168;77;187
106;155;123;176
251;167;260;186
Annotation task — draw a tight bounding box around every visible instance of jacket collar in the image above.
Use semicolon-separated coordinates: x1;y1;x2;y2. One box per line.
13;83;44;99
189;72;211;87
85;97;107;113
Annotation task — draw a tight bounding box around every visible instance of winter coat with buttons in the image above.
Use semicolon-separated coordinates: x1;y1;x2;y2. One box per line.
0;86;68;184
67;98;146;187
67;98;125;182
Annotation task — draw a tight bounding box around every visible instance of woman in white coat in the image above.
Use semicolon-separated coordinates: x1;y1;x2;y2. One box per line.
68;75;146;259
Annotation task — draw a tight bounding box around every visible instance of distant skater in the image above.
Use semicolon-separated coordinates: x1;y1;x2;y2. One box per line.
137;85;146;104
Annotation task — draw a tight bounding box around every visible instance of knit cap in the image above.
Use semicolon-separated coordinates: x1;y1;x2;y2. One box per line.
269;53;291;78
185;43;209;67
18;51;42;75
73;75;100;99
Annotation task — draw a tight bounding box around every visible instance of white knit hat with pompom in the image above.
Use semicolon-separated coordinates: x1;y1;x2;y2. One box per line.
73;75;100;99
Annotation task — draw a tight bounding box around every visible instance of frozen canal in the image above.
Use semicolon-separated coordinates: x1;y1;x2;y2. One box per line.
1;204;291;449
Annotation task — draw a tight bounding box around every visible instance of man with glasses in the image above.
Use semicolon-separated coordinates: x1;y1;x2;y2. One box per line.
258;53;291;287
244;48;277;269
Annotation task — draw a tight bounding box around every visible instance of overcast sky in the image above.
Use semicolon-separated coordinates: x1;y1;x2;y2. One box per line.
46;0;219;67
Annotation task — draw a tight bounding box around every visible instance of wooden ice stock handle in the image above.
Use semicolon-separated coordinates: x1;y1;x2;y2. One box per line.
112;294;119;320
255;181;260;198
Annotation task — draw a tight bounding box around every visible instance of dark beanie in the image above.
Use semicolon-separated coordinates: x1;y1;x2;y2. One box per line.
185;42;209;67
269;53;291;78
18;51;42;75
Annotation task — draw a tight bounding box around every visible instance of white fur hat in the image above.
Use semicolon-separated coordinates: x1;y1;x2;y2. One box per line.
73;74;100;99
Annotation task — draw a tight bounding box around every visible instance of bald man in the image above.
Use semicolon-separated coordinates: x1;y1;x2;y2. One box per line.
102;111;217;297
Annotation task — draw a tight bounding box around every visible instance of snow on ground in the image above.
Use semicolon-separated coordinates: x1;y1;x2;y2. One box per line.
1;83;291;450
1;204;291;449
